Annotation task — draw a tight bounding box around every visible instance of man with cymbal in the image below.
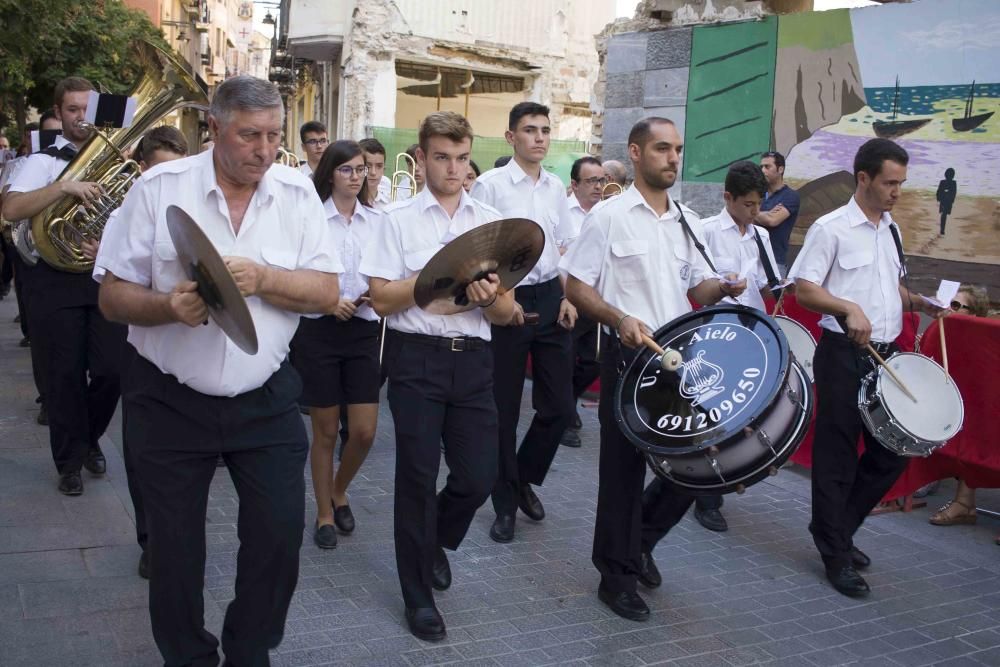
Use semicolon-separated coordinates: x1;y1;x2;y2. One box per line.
789;138;948;598
471;102;577;544
97;76;343;666
562;117;746;622
361;111;516;642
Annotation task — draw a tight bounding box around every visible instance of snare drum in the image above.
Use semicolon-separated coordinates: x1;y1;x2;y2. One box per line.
776;316;816;382
615;305;814;494
858;352;963;457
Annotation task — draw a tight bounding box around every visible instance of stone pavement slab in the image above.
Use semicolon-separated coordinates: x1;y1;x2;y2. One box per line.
1;296;999;666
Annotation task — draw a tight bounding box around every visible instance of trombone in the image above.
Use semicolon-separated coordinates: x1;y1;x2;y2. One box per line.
601;181;624;200
389;152;417;201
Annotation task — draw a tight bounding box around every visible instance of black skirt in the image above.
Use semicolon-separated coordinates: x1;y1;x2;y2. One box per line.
289;315;381;407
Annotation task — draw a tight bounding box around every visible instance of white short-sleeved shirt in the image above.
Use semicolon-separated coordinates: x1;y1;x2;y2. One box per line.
788;196;904;343
564;192;590;248
359;187;502;340
7;135;74;194
325;197;381;321
701;208;780;313
560;185;715;332
471;159;573;284
94;149;344;397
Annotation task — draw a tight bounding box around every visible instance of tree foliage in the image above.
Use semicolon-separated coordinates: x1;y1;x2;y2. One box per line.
0;0;170;130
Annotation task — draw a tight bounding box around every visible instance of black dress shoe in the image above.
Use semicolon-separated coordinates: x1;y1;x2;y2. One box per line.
598;584;650;621
826;565;870;598
405;606;446;641
850;545;871;570
333;504;355;534
560;428;582;448
694;507;728;532
314;522;338;549
490;514;515;543
83;449;106;475
431;547;451;591
58;471;83;496
517;484;545;521
36;404;48;426
138;550;149;579
638;551;662;589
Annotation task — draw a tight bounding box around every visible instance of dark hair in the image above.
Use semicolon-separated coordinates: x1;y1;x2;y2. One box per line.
494;155;512;168
469;160;481;177
508;102;550;131
853;138;909;183
53;76;94;107
725;160;768;199
358;137;386;156
134;126;188;164
299;120;327;143
761;150;786;169
570;156;602;182
627;117;675;149
416;115;473;153
313;140;370;206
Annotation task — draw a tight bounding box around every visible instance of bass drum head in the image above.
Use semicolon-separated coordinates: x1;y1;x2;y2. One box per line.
877;352;964;444
775;316;815;382
615;304;790;456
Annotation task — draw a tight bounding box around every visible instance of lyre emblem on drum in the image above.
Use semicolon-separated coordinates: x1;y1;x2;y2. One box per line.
678;350;725;407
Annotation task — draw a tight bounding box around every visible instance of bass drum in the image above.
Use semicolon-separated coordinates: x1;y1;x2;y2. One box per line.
775;315;815;382
615;305;814;495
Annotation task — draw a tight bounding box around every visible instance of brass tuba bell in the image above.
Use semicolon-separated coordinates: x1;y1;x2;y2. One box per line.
30;40;209;273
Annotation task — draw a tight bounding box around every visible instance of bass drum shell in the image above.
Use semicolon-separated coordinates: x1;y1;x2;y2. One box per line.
646;360;813;494
775;316;815;382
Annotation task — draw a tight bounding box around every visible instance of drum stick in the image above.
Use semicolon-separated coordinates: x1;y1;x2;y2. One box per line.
866;344;918;402
640;334;683;371
938;318;950;380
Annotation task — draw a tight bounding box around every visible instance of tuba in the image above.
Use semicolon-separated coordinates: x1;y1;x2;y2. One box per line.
30;40;208;273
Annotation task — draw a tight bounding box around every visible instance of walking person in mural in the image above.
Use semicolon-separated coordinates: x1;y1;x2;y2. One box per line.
936;168;957;235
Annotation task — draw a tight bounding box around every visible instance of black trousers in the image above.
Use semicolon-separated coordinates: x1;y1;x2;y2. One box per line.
385;332;498;609
571;316;601;401
491;278;575;516
810;332;907;570
126;357;308;667
30;295;125;474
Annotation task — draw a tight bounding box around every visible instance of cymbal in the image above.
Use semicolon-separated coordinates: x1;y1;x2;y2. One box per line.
165;205;259;355
414;217;545;315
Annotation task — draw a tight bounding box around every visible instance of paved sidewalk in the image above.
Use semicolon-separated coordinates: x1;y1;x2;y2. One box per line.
1;294;999;667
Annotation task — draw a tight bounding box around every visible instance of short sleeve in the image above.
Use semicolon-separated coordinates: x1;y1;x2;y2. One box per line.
359;212;405;281
296;190;344;274
789;222;833;286
93;180;156;287
560;210;607;287
6;154;54;194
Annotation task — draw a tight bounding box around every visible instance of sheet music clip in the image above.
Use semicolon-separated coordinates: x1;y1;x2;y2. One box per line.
84;91;138;129
30;129;63;154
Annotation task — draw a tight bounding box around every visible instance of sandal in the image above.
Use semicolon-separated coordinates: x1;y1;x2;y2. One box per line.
929;499;977;526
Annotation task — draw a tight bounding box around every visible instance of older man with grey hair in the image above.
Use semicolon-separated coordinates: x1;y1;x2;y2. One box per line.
96;75;343;666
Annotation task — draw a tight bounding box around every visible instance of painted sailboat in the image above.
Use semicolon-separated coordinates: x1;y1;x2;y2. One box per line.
872;76;931;139
952;81;994;132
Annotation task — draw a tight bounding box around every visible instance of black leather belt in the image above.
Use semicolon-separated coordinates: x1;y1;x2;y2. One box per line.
394;331;487;352
822;330;893;355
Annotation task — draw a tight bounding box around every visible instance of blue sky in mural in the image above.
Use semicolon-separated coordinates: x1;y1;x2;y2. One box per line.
850;0;1000;87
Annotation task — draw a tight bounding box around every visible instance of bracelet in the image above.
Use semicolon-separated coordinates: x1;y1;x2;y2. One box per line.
482;294;498;308
615;313;631;332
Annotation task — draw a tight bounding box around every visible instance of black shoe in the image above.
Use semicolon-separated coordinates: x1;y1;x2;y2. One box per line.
36;404;48;426
333;504;355;534
826;565;870;598
638;551;662;589
314;521;338;549
571;410;582;430
694;507;728;532
517;484;545;521
850;545;871;570
489;514;515;543
560;428;581;448
597;584;650;622
138;551;149;579
58;471;83;496
432;547;451;591
83;449;106;475
19;336;29;348
405;607;446;641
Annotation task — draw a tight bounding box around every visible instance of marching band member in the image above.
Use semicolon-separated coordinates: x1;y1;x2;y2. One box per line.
790;138;947;598
471;102;577;543
96;76;342;666
361;111;516;641
290;140;382;549
3;77;126;496
562;117;745;622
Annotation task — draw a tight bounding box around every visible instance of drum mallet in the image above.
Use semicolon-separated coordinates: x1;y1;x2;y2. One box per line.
866;344;918;403
640;334;683;372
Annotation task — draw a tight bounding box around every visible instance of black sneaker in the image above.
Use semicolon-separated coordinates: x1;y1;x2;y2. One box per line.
58;471;83;496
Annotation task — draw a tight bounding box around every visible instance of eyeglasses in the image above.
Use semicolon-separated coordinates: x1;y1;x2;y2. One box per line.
303;138;329;147
580;176;608;186
950;300;971;312
335;165;368;177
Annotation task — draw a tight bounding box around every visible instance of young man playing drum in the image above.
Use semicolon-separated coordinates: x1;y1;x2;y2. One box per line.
789;138;948;598
562;117;745;621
